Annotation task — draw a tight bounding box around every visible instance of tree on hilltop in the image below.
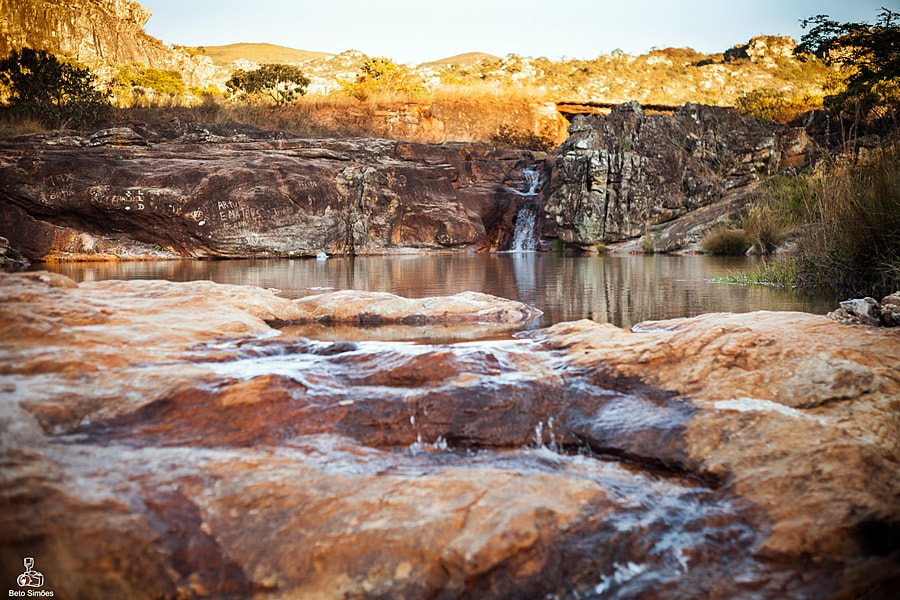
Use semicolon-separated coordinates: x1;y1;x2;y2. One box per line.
796;7;899;127
226;64;310;106
0;47;109;129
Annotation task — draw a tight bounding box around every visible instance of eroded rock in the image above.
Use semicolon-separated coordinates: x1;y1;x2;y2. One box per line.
1;273;898;598
0;128;539;259
542;104;822;249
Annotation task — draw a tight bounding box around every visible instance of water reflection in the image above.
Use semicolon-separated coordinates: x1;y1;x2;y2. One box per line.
38;254;838;330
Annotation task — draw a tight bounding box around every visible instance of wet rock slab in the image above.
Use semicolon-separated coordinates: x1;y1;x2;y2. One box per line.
1;273;899;599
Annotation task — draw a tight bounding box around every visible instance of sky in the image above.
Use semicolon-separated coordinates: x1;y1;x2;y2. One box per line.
142;0;899;64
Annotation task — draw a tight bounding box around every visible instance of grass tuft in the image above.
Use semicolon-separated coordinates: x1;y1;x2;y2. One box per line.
701;227;751;255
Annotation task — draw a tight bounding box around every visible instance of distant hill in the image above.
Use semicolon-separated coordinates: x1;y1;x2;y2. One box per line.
426;52;501;67
202;43;333;65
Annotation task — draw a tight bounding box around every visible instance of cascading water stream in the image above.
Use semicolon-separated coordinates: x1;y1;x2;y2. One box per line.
509;167;541;252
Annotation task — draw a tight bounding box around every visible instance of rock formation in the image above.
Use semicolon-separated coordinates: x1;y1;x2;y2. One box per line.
0;0;223;85
542;103;822;250
1;272;898;598
829;292;900;327
0;105;825;260
290;289;542;325
0;123;542;259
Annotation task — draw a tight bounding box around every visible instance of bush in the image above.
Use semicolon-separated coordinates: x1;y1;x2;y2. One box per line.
0;48;109;129
736;88;822;123
111;64;186;107
701;227;751;255
340;57;425;101
226;64;309;106
737;150;900;296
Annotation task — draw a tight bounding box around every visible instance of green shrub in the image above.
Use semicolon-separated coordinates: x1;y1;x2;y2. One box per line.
0;48;109;129
734;150;900;296
227;64;310;106
701;227;751;255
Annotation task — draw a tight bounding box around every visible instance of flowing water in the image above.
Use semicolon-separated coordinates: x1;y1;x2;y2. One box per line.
40;253;837;340
508;167;540;252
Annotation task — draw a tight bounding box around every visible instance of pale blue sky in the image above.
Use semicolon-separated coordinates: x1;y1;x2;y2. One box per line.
142;0;898;63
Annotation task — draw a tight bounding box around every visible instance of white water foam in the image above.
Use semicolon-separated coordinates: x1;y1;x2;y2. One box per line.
509;167;541;252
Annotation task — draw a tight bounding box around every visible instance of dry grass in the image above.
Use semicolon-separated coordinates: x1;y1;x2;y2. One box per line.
0;110;50;138
737;149;900;296
701;227;752;255
112;86;567;147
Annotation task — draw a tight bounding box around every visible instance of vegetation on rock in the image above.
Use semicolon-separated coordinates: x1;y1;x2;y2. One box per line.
749;150;900;296
700;227;752;256
724;9;900;296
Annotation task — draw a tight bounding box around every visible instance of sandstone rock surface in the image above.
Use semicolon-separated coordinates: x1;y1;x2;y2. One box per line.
0;125;541;260
291;289;542;325
1;272;898;598
0;0;224;86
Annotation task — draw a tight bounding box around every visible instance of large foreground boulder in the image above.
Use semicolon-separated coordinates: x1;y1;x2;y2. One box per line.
1;272;898;598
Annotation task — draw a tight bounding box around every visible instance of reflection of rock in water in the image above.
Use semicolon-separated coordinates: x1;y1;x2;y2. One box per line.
2;272;899;599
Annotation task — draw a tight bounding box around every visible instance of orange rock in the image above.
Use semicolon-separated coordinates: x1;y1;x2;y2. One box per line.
1;273;898;598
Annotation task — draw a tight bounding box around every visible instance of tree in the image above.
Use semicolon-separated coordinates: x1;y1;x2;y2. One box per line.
795;8;900;123
340;57;424;100
0;47;109;128
226;64;309;105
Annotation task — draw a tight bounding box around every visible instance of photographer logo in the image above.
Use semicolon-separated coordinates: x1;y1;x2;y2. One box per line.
9;558;54;597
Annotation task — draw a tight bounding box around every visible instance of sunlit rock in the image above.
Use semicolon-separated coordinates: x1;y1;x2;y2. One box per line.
1;273;898;598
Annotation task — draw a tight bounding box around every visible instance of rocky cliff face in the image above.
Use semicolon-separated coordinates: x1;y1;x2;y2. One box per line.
542;103;821;249
0;0;222;85
0;105;824;260
0;123;542;259
1;273;898;598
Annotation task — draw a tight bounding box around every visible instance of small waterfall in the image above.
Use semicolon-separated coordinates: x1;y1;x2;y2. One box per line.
509;167;541;252
510;207;537;252
520;167;541;196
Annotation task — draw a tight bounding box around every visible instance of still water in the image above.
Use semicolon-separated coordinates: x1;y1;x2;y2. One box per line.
41;253;839;338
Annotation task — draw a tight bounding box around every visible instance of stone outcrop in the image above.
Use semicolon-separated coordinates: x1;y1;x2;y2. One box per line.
0;0;224;86
829;292;900;327
542;103;821;249
0;235;28;271
0;123;542;259
1;272;899;598
291;290;542;325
